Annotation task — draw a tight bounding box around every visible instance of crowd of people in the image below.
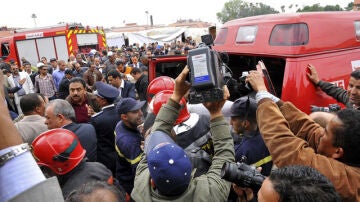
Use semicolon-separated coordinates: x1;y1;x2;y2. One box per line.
0;39;359;202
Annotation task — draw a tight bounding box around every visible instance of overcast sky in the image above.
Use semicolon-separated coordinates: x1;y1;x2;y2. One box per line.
1;0;352;28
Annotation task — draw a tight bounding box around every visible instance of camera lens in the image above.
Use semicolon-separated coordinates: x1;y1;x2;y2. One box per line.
221;162;239;182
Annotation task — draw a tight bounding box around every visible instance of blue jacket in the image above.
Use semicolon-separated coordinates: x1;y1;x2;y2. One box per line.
63;122;97;162
234;129;272;176
115;121;143;194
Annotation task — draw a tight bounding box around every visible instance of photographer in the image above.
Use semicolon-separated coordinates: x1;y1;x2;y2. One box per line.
231;165;340;202
246;70;360;201
131;66;235;201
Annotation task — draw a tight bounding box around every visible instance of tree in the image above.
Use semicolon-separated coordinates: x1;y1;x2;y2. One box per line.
345;2;354;11
297;3;344;12
216;0;278;24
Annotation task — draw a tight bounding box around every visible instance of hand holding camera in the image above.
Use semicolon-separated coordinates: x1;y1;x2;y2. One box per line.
246;69;267;92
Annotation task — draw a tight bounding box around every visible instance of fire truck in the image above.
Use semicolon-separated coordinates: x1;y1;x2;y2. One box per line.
0;23;107;66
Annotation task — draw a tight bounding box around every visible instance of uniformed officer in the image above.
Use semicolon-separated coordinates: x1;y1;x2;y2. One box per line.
114;97;145;196
90;81;120;175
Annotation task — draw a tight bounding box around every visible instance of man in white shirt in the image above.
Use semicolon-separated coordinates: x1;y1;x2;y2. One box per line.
7;63;34;114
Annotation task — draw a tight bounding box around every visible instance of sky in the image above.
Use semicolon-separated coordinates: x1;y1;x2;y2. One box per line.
1;0;352;29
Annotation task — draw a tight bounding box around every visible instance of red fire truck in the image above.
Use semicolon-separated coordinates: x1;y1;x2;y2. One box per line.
0;23;107;66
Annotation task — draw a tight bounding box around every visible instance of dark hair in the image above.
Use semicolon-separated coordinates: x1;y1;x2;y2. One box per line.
65;69;74;75
69;77;86;88
269;165;340;202
115;60;124;66
107;69;121;79
66;181;126;202
20;93;42;115
102;49;108;55
0;63;11;72
350;69;360;80
333;109;360;165
130;67;142;75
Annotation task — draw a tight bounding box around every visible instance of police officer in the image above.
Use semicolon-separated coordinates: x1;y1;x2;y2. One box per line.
90;81;120;175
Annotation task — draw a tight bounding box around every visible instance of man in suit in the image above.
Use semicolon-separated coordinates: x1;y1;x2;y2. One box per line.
14;93;47;144
107;69;136;100
90;81;120;175
58;69;74;99
44;99;97;162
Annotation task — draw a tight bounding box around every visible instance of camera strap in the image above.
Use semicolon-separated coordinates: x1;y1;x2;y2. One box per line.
244;96;250;121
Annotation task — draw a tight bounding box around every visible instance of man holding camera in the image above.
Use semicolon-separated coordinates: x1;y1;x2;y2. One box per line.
231;165;340;202
131;66;235;201
245;70;360;201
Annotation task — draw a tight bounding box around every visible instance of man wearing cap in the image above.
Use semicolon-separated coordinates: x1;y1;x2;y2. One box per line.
86;52;95;66
131;66;235;201
90;81;120;175
114;97;146;196
229;97;273;175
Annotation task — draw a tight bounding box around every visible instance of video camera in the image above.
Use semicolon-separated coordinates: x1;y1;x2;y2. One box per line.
187;34;224;104
221;162;265;192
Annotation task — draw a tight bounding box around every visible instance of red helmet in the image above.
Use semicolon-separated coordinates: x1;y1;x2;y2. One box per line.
147;76;175;103
32;128;86;175
150;90;190;125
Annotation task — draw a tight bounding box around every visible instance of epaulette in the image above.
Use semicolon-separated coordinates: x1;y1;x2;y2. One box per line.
91;111;103;118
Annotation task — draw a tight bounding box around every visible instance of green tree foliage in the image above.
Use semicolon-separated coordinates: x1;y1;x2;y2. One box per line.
216;0;278;23
296;3;344;12
345;2;354;11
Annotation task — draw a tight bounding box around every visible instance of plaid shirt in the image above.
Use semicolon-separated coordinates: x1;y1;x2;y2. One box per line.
35;74;57;97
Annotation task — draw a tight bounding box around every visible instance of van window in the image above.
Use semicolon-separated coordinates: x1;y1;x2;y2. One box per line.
214;28;228;45
355;21;360;41
236;26;258;44
1;43;10;57
269;23;308;46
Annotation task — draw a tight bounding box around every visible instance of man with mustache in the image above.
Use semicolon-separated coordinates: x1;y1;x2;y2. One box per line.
65;77;100;123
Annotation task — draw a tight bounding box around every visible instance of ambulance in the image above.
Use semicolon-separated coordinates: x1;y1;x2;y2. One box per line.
147;12;360;113
0;23;107;66
213;11;360;113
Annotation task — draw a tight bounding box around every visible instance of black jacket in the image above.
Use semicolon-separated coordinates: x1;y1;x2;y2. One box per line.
90;104;120;175
63;122;97;162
